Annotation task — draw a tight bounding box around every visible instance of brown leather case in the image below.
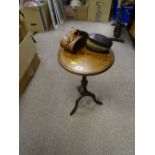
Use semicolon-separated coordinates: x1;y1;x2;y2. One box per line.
60;28;87;53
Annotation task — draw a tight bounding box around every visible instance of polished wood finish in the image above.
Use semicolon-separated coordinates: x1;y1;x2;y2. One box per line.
58;47;114;115
58;47;114;76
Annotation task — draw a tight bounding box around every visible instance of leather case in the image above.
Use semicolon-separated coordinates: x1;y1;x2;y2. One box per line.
60;28;88;54
86;33;113;54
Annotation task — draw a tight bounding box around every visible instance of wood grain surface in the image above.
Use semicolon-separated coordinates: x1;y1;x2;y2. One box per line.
58;47;114;76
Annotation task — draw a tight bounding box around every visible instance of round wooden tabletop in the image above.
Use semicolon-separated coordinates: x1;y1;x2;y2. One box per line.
58;47;114;76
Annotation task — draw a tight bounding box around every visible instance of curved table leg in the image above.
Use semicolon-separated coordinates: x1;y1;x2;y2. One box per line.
86;91;103;105
70;76;103;115
70;95;84;115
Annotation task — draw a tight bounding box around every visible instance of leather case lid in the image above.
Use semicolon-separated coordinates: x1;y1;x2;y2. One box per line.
89;33;113;48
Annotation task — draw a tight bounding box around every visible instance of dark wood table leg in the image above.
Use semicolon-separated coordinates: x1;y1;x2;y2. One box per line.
70;76;103;115
86;91;103;105
70;95;84;115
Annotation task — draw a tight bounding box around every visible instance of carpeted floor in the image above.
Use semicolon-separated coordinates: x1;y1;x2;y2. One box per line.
20;20;135;155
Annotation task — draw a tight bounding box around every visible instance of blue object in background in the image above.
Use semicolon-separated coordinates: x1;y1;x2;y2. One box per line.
114;3;134;24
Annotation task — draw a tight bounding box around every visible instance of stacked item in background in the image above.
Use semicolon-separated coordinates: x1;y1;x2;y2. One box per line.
47;0;65;30
20;0;52;32
88;0;112;22
64;0;88;20
64;0;112;22
19;11;40;95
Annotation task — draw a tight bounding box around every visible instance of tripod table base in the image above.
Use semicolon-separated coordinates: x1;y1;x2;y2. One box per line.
70;76;103;115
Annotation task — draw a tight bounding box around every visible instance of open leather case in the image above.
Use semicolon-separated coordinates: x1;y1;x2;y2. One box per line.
60;27;88;54
60;27;113;54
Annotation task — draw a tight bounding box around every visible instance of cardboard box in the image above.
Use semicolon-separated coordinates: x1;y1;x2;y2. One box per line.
20;0;51;32
19;11;28;44
65;5;75;17
65;4;88;20
19;33;40;94
88;0;112;22
75;5;88;20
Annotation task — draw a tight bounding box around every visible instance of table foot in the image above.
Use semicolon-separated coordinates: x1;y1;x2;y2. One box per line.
70;76;103;115
86;91;103;105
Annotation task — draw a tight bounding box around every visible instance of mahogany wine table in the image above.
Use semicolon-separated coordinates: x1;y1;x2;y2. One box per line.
58;47;114;115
